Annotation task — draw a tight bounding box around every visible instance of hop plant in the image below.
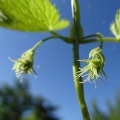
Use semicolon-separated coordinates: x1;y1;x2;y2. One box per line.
77;47;107;87
9;49;36;82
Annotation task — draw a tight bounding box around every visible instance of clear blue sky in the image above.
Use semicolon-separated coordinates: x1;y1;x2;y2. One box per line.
0;0;120;120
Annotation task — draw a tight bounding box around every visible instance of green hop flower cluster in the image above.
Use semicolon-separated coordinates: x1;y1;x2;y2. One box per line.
9;49;36;82
77;47;107;86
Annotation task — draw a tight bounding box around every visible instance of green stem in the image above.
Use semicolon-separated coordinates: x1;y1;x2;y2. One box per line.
71;0;90;119
32;35;70;50
72;43;90;120
81;37;120;44
50;31;71;43
83;33;103;48
83;34;100;39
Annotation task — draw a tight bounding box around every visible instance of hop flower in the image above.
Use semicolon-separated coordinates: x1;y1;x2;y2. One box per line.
9;49;36;82
77;47;107;87
89;47;105;68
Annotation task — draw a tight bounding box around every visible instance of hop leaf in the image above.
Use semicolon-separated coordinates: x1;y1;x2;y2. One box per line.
0;0;69;32
110;9;120;38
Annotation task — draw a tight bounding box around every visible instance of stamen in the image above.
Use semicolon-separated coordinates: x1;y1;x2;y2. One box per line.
8;57;16;62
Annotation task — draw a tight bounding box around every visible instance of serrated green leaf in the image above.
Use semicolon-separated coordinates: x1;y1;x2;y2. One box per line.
110;9;120;38
0;0;69;32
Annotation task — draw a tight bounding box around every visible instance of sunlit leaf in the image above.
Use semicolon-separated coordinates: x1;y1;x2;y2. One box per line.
0;0;69;32
110;9;120;38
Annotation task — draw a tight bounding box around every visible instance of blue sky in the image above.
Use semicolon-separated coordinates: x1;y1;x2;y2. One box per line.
0;0;120;120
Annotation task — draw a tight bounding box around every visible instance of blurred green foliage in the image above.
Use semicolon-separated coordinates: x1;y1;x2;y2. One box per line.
91;92;120;120
110;9;120;39
0;80;59;120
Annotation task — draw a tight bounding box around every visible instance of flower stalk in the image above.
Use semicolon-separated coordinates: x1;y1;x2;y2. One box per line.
32;35;70;50
81;37;120;44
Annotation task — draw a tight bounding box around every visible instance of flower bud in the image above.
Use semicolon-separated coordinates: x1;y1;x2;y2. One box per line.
77;47;107;87
9;49;36;82
89;47;105;69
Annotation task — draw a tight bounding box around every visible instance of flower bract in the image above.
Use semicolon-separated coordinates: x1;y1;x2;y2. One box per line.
9;49;36;82
77;47;107;87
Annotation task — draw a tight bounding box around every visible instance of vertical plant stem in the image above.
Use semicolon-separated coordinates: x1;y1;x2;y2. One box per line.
71;0;90;119
72;43;90;120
